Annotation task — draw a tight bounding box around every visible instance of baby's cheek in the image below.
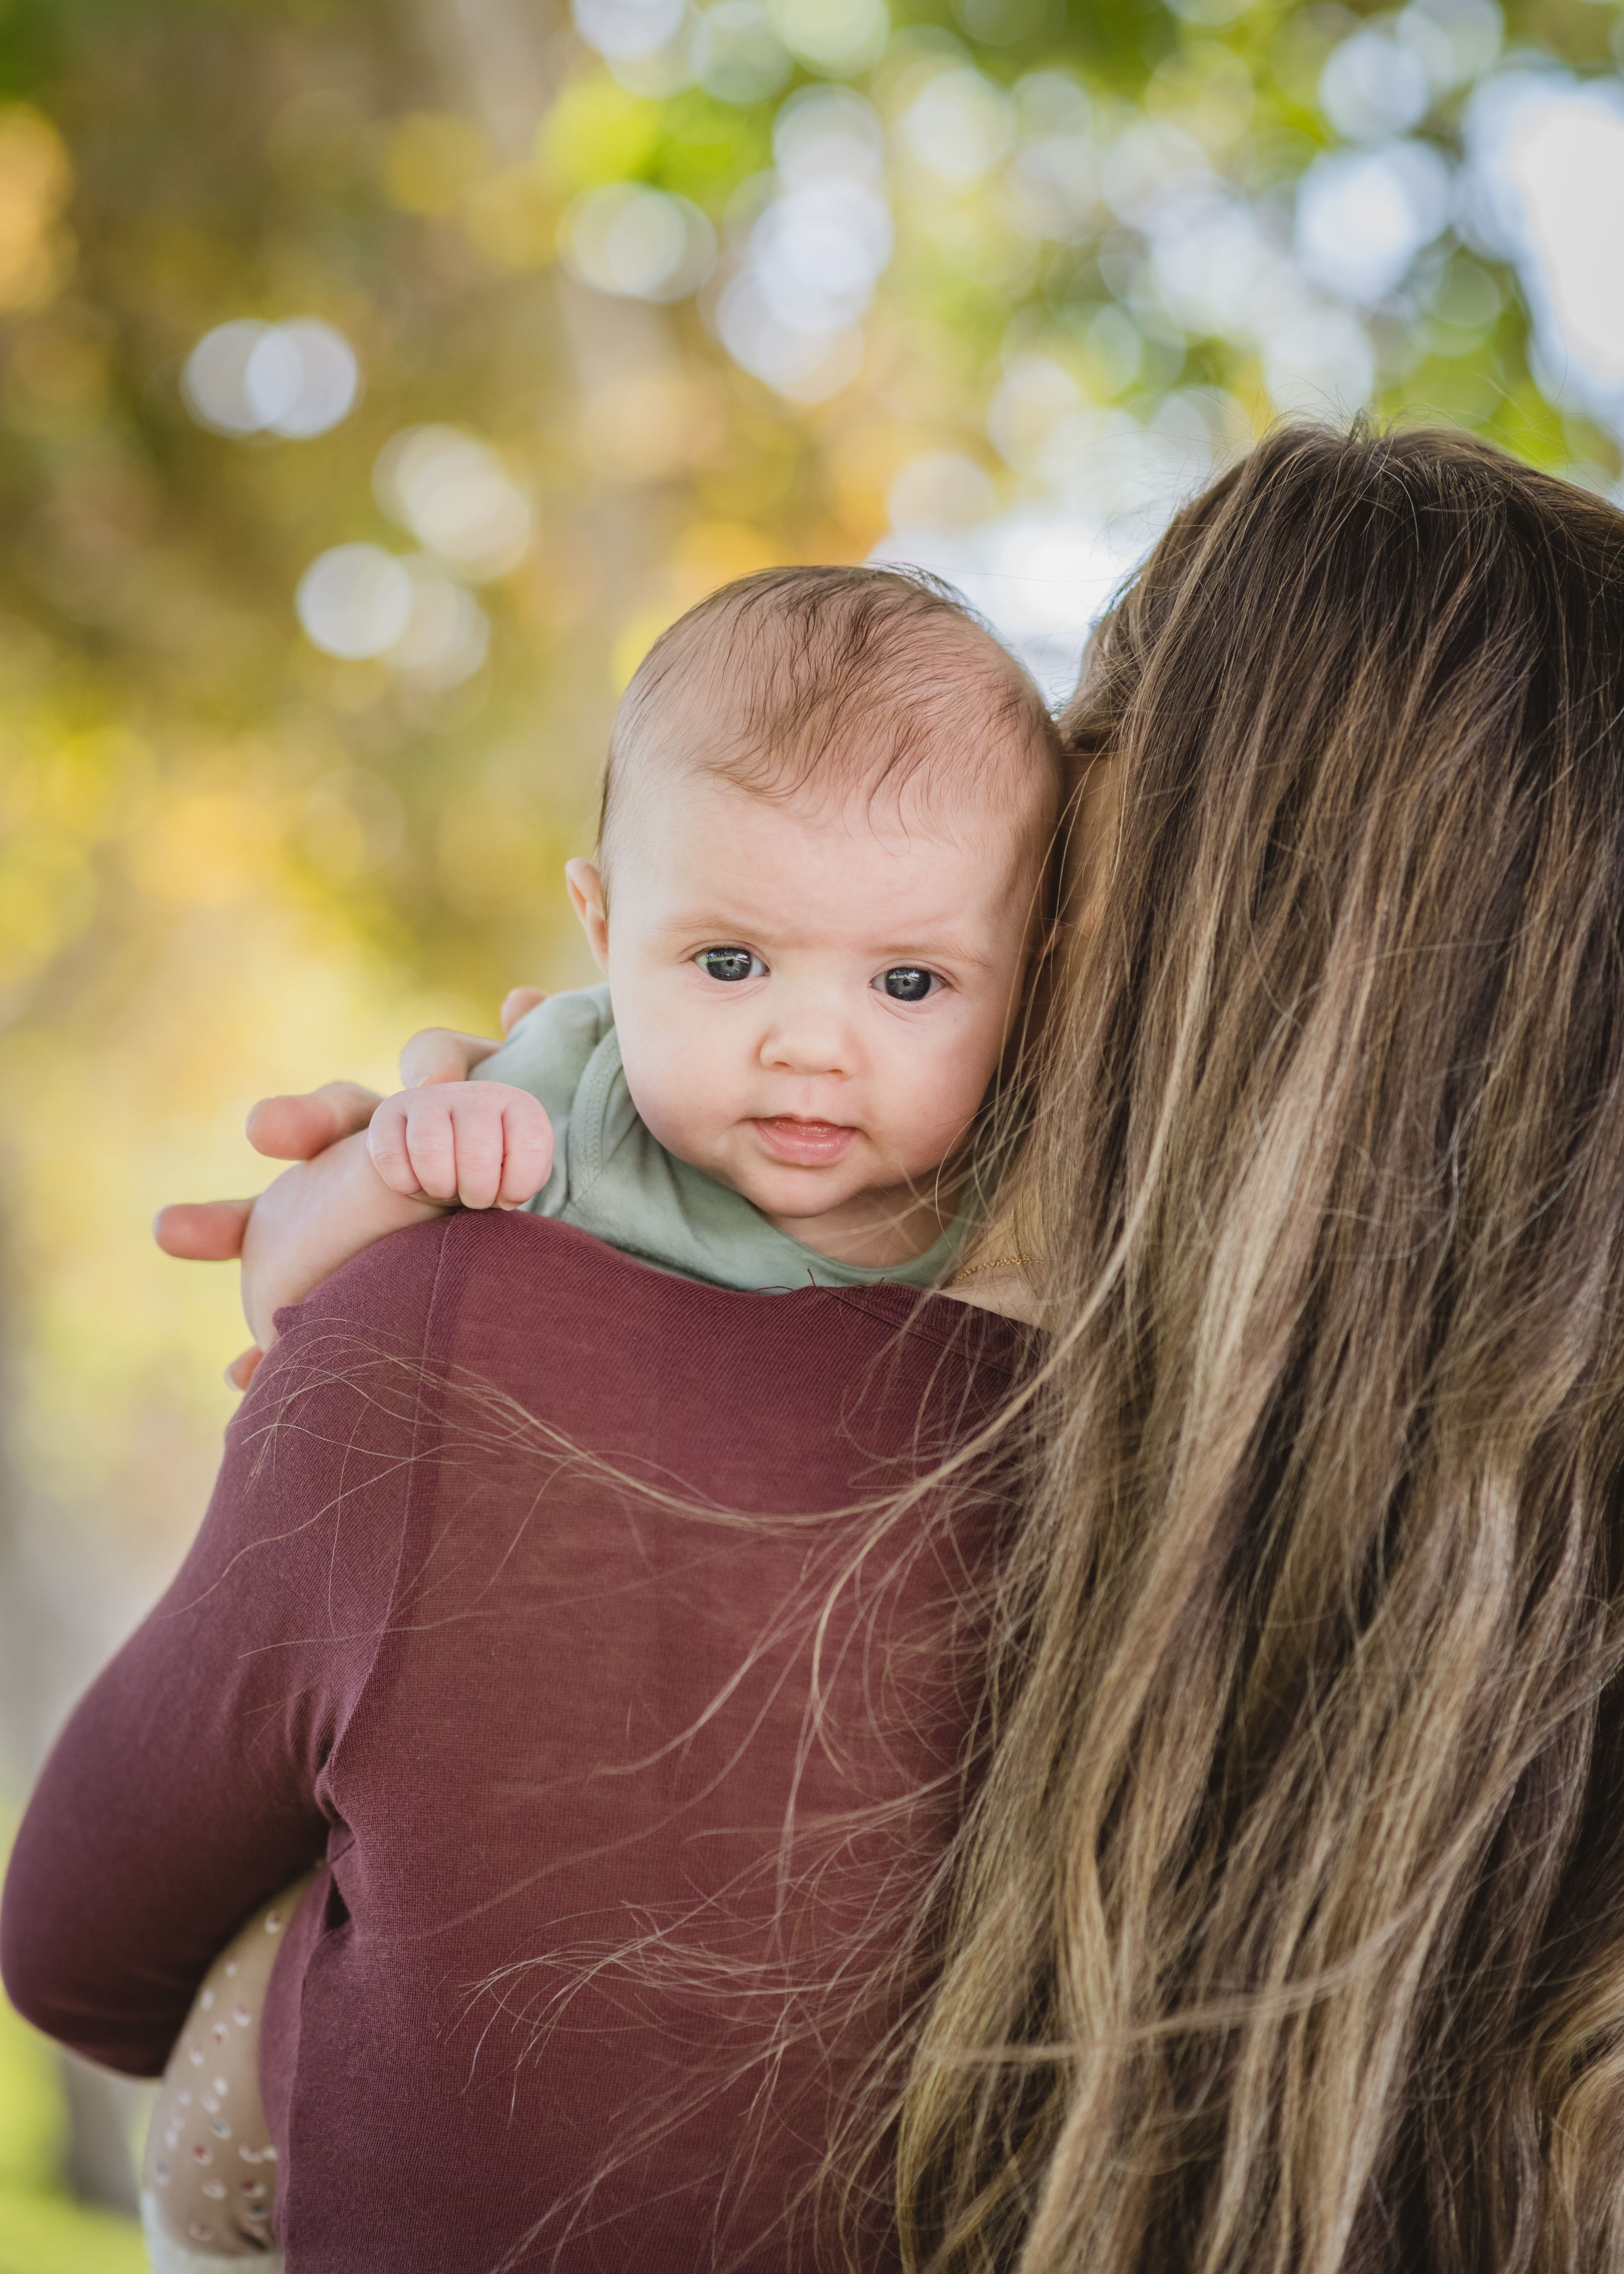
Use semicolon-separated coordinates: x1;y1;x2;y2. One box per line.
880;1032;1001;1163
619;1035;734;1169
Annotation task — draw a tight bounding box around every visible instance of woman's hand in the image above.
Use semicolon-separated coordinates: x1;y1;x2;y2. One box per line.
152;990;546;1389
153;1082;397;1388
154;1080;386;1269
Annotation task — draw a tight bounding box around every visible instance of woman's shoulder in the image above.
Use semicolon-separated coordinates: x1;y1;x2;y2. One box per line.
438;1210;1032;1352
266;1213;1034;1456
443;1218;1036;1488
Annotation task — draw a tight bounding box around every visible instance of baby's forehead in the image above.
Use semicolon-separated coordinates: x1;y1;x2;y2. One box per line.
666;747;1047;857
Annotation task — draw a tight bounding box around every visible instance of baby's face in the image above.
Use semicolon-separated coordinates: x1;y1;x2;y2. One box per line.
571;766;1046;1269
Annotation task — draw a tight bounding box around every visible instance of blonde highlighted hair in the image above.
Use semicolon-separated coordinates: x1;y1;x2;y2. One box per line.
893;424;1624;2271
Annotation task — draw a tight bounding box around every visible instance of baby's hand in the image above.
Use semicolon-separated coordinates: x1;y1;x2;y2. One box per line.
366;1082;554;1210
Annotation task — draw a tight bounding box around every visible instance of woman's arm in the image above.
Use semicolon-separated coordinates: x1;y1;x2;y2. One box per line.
0;1225;446;2074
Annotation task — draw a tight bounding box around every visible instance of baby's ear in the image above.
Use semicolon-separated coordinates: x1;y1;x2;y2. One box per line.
565;857;610;973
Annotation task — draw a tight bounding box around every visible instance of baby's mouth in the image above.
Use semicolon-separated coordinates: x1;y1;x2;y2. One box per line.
751;1116;857;1167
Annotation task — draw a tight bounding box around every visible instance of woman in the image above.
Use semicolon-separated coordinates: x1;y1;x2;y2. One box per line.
898;422;1624;2272
10;422;1624;2273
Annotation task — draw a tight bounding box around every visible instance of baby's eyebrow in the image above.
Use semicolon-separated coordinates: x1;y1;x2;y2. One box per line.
654;908;767;939
870;937;999;971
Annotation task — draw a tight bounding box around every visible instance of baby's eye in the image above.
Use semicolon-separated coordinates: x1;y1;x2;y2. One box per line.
878;966;939;1003
697;946;765;983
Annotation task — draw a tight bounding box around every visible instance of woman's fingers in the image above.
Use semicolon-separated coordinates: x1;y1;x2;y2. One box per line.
246;1080;382;1161
398;1027;502;1087
152;1198;254;1261
225;1345;264;1390
158;1084;385;1263
499;986;545;1035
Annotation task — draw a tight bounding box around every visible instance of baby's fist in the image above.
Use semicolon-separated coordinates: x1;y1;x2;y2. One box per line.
366;1082;554;1211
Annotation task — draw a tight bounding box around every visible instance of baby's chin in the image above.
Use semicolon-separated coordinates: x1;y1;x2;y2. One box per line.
667;1126;869;1219
714;1139;963;1256
635;1100;950;1235
697;1143;869;1218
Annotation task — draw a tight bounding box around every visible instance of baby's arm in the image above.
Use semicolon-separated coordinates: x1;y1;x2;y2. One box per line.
227;1083;550;1354
389;985;546;1086
154;991;554;1379
234;1128;447;1354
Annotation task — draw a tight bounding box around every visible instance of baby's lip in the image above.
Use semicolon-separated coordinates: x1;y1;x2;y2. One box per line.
751;1115;858;1167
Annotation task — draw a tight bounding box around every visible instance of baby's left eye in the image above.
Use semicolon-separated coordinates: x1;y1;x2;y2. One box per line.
877;966;939;1003
697;946;765;983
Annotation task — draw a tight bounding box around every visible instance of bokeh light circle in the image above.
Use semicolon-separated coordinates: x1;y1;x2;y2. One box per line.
390;557;491;687
1319;31;1432;142
773;83;886;184
1296;140;1453;304
898;68;1015;186
295;544;414;659
694;3;790;104
769;0;887;75
572;0;685;59
183;317;359;439
373;427;533;581
560;183;717;302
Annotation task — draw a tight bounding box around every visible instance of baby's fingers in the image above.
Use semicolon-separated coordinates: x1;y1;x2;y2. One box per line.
368;1084;549;1210
440;1090;511;1210
495;1092;555;1206
395;1086;505;1205
366;1096;431;1198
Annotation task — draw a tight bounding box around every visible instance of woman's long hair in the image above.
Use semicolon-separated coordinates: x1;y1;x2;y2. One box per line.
896;426;1624;2272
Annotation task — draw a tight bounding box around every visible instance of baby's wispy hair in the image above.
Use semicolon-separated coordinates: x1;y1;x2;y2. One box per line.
598;564;1060;869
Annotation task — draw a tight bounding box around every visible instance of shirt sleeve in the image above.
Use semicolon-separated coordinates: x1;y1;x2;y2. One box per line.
0;1222;447;2076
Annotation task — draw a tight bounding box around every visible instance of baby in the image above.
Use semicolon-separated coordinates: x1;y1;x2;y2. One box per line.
213;564;1062;1381
141;563;1060;2267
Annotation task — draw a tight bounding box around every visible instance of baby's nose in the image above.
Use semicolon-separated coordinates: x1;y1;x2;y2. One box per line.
759;1000;854;1078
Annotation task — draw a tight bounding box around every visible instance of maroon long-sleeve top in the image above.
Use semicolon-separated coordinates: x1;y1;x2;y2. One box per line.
2;1213;1026;2272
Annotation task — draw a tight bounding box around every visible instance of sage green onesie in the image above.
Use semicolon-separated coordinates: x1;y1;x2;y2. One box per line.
472;983;974;1290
